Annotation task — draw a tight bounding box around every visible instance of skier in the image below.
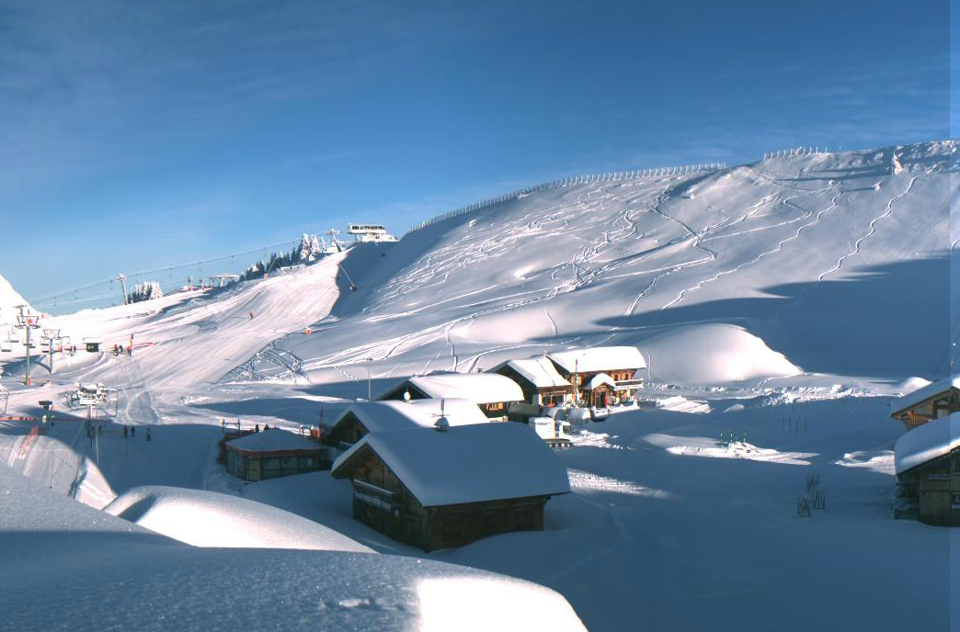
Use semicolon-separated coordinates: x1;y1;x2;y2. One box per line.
131;426;135;438
249;312;254;320
145;427;152;442
123;425;128;439
254;423;260;433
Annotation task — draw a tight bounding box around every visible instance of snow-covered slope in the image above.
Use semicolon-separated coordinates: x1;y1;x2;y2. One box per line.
251;141;954;387
0;272;29;326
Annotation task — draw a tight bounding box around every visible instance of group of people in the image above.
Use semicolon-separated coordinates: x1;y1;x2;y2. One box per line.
122;424;151;441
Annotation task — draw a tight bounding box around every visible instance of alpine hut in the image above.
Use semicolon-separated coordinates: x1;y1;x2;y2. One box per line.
890;375;960;429
548;346;646;407
331;422;570;551
329;399;489;448
489;356;573;407
377;372;524;421
225;428;329;481
894;413;960;526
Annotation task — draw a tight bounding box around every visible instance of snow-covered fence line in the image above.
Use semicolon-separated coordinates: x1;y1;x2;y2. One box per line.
405;162;728;234
762;146;829;160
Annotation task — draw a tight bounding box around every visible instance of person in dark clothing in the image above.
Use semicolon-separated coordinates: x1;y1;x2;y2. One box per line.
145;427;152;442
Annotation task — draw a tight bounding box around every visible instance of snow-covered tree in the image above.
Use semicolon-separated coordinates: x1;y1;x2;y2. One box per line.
128;281;164;303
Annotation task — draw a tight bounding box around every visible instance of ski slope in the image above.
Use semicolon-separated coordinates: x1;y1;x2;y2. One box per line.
0;140;956;632
249;141;955;388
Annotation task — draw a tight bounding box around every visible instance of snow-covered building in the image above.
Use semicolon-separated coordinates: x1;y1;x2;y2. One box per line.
225;428;328;481
377;372;524;421
894;413;960;526
329;399;489;447
489;356;573;407
890;375;960;429
547;346;646;407
331;423;570;551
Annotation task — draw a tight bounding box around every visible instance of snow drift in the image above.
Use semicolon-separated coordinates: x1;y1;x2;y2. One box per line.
2;463;588;632
642;323;801;384
104;485;372;552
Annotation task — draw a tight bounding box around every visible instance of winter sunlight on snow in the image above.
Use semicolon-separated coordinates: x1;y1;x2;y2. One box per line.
0;3;955;631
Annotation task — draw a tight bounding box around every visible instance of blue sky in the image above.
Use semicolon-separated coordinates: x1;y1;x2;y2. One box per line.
0;0;952;300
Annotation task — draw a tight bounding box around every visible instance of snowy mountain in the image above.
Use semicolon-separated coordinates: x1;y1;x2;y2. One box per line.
0;140;957;632
0;272;29;326
250;141;955;387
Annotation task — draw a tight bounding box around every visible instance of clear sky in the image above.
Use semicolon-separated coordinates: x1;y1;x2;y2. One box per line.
0;0;952;300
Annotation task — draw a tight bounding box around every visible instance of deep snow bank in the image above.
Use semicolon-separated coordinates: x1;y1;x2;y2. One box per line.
643;323;801;384
104;485;373;552
0;463;589;632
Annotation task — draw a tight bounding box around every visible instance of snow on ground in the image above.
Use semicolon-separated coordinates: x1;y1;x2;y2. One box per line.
0;142;957;631
0;272;29;327
0;462;587;632
257;141;954;385
104;484;373;552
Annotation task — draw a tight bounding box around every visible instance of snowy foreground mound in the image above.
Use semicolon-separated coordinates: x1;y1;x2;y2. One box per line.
104;485;373;552
253;141;954;387
0;463;587;632
642;323;801;384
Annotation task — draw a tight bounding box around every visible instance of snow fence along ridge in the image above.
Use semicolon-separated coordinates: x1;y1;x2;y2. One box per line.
405;162;728;234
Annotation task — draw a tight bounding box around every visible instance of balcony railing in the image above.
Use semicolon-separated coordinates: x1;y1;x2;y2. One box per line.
353;479;400;511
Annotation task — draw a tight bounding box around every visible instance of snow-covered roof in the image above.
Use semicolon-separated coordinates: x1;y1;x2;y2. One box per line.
332;423;570;506
494;356;571;389
333;399;488;434
890;374;960;416
586;373;616;390
894;413;960;474
226;428;323;454
396;372;524;404
548;346;646;374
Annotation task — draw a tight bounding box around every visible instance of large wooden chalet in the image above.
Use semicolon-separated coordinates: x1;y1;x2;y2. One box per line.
377;372;524;421
330;422;570;551
489;356;573;407
547;346;646;407
890;375;960;429
894;413;960;526
328;399;489;448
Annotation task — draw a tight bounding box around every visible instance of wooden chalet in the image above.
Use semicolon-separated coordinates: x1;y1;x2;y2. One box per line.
894;413;960;526
890;375;960;429
489;356;573;407
548;346;646;407
224;428;329;481
328;399;489;448
330;423;570;551
377;372;524;421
